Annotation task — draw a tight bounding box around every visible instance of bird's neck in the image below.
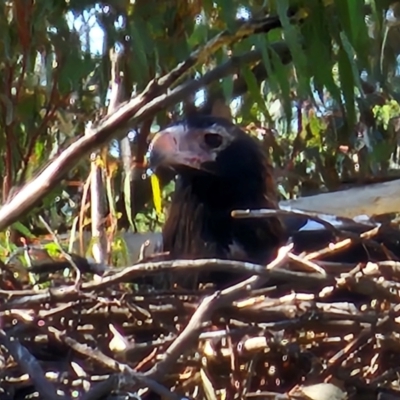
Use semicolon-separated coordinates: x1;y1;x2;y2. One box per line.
162;173;286;264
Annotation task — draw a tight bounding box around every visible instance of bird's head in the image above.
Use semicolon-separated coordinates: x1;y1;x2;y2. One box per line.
147;115;267;182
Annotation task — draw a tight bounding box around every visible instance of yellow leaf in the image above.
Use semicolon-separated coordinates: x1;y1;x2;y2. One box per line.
295;7;309;20
151;174;163;216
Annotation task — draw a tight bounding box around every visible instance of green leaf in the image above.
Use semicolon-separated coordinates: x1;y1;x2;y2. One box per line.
371;141;393;163
221;75;234;105
241;65;271;120
173;37;190;63
269;47;292;128
337;43;356;127
334;0;370;68
266;26;285;43
220;48;233;102
129;19;151;82
58;52;95;94
339;31;364;95
187;23;208;48
301;4;341;102
254;35;279;95
214;0;236;32
17;92;36;121
309;114;321;138
44;242;62;258
202;0;214;14
35;137;45;157
276;0;310;97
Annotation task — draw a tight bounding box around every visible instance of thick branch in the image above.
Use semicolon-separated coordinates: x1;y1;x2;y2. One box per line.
280;178;400;218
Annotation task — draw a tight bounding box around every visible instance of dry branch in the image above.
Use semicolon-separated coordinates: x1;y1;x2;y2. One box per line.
0;330;64;400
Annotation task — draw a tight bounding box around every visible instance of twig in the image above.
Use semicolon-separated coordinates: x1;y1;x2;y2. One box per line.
80;374;120;400
0;329;67;400
46;326;182;400
78;170;92;255
142;245;292;382
38;215;82;288
305;226;381;261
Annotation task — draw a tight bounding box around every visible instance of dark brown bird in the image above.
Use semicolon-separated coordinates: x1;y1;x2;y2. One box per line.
148;114;287;266
147;115;400;287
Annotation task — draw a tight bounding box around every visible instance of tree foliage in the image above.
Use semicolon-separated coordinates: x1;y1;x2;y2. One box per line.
1;0;400;253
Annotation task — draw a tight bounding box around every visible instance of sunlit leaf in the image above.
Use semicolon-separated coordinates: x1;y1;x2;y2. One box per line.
151;173;163;216
309;113;322;140
44;242;63;257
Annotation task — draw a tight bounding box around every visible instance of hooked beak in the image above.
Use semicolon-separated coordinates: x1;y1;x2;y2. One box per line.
147;125;205;172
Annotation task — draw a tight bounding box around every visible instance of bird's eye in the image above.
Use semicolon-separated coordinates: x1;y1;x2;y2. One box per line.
204;133;223;149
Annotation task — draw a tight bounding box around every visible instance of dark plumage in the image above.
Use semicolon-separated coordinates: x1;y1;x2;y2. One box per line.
148;114;400;288
148;115;286;266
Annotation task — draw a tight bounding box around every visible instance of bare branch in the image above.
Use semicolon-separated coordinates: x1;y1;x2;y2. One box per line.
0;329;66;400
280;178;400;218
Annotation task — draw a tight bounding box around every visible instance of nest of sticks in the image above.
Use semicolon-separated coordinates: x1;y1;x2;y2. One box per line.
1;229;400;400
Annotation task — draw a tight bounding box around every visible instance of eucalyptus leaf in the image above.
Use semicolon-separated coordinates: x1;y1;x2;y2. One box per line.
276;0;310;97
337;39;356;126
129;21;150;83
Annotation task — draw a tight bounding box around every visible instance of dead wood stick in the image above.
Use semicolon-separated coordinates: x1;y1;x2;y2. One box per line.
141;245;292;383
0;329;67;400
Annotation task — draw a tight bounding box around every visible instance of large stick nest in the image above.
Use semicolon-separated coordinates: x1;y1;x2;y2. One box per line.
1;226;400;400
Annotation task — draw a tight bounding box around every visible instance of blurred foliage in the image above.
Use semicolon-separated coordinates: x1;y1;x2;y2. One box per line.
1;0;400;258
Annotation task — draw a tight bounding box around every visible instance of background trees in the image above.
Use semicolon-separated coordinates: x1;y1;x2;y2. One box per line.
1;0;400;258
